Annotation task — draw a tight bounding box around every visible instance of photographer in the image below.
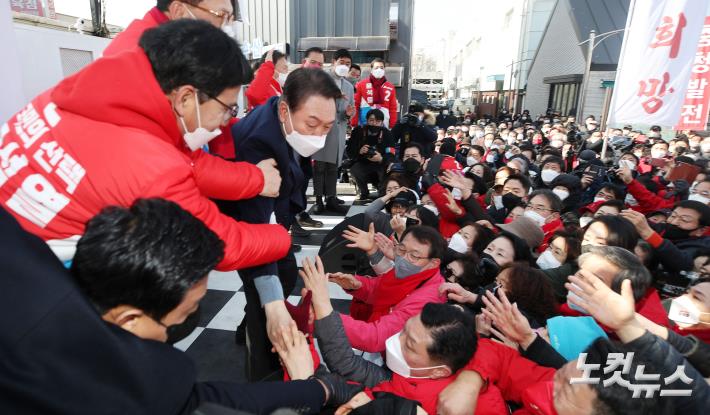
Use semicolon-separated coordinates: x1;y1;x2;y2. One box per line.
392;102;438;158
346;109;397;201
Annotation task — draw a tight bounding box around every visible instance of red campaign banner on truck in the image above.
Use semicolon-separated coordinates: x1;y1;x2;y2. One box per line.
676;16;710;130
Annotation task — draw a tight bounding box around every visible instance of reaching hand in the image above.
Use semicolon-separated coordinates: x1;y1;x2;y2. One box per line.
374;232;396;260
272;321;314;380
299;257;331;314
368;151;383;163
327;272;362;291
439;282;477;304
265;48;275;62
565;270;636;331
264;301;296;354
342;223;377;255
437;370;483;415
382;186;409;202
359;145;370;155
481;289;536;350
257;158;281;198
443;190;463;215
335;392;372;415
619;209;655;239
476;219;496;231
615;166;634;184
475;313;493;337
390;214;406;236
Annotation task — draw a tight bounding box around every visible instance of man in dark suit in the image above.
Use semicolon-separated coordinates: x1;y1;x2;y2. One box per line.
0;199;354;414
230;68;342;381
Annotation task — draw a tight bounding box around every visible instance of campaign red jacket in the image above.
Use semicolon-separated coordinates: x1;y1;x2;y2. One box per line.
351;77;398;129
103;7;257;186
428;183;466;238
0;48;290;271
625;178;676;214
246;61;283;110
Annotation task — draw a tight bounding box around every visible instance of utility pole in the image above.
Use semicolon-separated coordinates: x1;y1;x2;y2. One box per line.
577;29;595;120
89;0;109;38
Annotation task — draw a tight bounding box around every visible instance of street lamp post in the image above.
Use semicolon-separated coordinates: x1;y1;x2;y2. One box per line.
506;58;533;114
577;28;626;121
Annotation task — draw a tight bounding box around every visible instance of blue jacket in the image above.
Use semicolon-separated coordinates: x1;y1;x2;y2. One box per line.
232;96;306;228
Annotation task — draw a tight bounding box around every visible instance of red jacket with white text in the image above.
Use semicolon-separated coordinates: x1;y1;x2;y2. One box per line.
0;48;290;271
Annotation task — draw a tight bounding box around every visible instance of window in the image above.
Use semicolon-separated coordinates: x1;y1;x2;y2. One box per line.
548;82;580;116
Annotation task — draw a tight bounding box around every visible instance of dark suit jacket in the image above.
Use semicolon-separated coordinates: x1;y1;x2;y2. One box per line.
232;96;305;228
0;207;324;414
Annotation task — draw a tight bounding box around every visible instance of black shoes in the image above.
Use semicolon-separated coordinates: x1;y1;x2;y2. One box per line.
298;211;323;228
291;221;311;237
325;196;349;215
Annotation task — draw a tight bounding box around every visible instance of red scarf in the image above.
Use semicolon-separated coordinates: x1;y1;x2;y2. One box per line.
351;267;438;323
369;75;387;105
538;219;563;253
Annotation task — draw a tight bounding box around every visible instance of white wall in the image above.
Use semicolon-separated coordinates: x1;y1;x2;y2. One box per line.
0;5;26;121
12;23;110;103
524;0;586;115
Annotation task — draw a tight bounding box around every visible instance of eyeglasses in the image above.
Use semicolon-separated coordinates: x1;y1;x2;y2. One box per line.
181;1;234;22
525;203;556;214
395;244;430;263
209;95;239;120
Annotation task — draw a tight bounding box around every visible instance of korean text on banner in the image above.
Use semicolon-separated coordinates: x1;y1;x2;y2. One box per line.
608;0;709;127
675;16;710;130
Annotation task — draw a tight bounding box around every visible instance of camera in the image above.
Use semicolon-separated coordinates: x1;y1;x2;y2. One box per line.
401;113;420;127
365;146;377;158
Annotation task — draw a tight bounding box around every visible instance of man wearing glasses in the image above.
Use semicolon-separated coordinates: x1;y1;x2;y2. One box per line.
621;201;710;274
522;189;564;253
322;224;447;354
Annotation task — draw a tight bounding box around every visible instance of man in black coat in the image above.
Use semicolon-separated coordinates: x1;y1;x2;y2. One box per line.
0;200;350;414
391;102;437;158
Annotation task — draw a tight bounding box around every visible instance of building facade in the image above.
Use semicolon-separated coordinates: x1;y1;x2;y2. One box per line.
524;0;629;119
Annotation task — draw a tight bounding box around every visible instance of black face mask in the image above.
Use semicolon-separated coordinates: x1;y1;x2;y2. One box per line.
662;223;695;241
367;126;382;136
161;306;201;345
502;192;522;211
405;217;420;228
479;253;500;281
581;244;593;254
403;158;422;175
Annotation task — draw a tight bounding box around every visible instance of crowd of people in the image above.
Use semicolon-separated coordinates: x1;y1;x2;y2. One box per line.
1;1;710;414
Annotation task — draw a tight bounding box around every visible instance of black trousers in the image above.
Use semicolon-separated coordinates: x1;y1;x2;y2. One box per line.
299;156;312;209
242;246;298;381
350;161;385;196
313;160;338;198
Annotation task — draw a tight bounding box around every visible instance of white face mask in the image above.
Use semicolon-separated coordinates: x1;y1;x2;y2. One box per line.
385;332;447;379
524;209;547;226
493;195;504;210
553;188;569;201
475;131;484;139
484;139;493;147
618;159;636;171
466;156;477;167
485;154;497;163
372;68;386;79
651;149;667;159
702;143;710;153
541;169;560;184
335;64;350;77
179;93;222;152
222;22;236;38
688;193;710;205
668;295;710;327
579;216;593;228
282;106;327;157
566;283;589;314
448;232;469;254
593;197;607;203
536;249;562;270
505;151;515;159
277;71;288;86
423;204;439;216
451;188;463;200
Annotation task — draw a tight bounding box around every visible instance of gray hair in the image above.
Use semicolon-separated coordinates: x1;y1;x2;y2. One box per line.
578;246;651;301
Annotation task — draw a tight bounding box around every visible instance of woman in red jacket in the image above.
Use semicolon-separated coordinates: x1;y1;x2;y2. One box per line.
246;49;289;110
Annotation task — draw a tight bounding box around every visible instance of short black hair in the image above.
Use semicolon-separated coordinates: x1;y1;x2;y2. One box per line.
583;338;668;415
541;156;564;172
598;183;623;200
597;199;626;213
529;189;563;213
281;68;342;112
350;63;361;72
586;216;639;252
366;108;385;121
333;48;352;62
304;47;324;58
420;303;477;373
72;199;224;320
140;20;253;99
408;205;440;230
495;231;534;264
675;200;710;227
401;225;446;260
504;173;532;192
157;0;200;12
402;142;424;156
